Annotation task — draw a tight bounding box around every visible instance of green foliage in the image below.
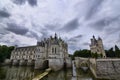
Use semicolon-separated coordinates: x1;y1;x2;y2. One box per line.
115;45;120;57
73;49;93;58
0;45;14;63
106;45;120;58
74;49;91;58
73;50;103;59
72;45;120;59
0;67;6;79
91;52;103;58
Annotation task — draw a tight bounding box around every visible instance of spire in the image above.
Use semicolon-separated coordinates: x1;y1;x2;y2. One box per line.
55;33;57;39
93;35;95;39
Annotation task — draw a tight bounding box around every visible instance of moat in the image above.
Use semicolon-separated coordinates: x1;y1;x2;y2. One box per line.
0;66;96;80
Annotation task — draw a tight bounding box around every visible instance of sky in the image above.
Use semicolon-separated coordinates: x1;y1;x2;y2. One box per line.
0;0;120;54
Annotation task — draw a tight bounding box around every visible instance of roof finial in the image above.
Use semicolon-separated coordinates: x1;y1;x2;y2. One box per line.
55;33;57;39
93;35;95;39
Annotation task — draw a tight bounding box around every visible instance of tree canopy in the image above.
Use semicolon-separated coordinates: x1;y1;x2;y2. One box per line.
72;45;120;59
0;45;14;62
106;45;120;58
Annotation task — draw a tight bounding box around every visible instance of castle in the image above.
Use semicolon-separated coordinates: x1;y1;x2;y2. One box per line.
9;34;107;70
90;35;106;58
10;33;71;71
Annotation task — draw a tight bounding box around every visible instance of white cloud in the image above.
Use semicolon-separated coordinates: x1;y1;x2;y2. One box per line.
0;0;120;54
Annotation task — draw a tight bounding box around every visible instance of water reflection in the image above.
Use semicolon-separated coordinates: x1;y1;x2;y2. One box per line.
0;66;95;80
0;66;43;80
42;69;73;80
77;69;94;80
42;68;95;80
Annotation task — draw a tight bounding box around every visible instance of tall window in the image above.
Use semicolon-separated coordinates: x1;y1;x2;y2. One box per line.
55;47;56;54
52;48;54;53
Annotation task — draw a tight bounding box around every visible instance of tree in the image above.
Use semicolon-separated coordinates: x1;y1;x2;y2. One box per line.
115;45;120;58
106;47;115;58
0;45;14;63
73;49;92;58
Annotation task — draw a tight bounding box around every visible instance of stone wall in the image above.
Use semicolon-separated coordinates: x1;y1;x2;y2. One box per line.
75;57;89;68
12;60;19;66
49;58;64;71
4;59;11;65
89;58;97;78
65;58;72;68
96;59;120;79
75;57;120;79
34;58;72;71
34;59;45;69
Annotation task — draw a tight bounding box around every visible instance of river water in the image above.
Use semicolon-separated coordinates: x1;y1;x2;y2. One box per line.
0;66;96;80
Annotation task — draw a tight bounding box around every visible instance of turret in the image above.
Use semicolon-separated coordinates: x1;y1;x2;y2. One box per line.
90;35;97;46
90;35;106;58
98;36;102;40
97;37;103;47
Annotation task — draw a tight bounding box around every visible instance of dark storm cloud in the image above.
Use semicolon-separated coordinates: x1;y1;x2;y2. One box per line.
90;19;107;30
0;26;9;35
0;10;11;18
0;30;9;35
68;34;82;41
73;35;82;39
85;0;104;19
12;0;26;5
68;39;77;44
28;0;37;6
0;39;11;44
60;18;79;32
44;24;60;31
68;44;81;53
0;34;20;46
6;23;29;35
0;34;3;40
31;23;51;40
26;31;39;39
40;29;50;39
117;34;120;43
82;42;90;46
12;0;37;6
105;27;120;35
67;34;83;44
90;16;120;31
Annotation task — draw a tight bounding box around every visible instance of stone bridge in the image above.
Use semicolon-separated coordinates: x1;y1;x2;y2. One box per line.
7;57;72;71
75;57;120;79
35;58;72;71
5;59;36;66
75;57;89;68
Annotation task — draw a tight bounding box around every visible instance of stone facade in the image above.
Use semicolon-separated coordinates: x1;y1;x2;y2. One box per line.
75;58;120;79
10;33;71;71
90;35;106;58
96;59;120;79
75;57;89;68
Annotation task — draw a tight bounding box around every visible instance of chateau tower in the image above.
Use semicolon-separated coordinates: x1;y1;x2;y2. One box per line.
90;35;106;58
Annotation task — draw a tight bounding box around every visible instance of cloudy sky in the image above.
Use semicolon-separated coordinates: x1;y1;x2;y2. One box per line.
0;0;120;54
